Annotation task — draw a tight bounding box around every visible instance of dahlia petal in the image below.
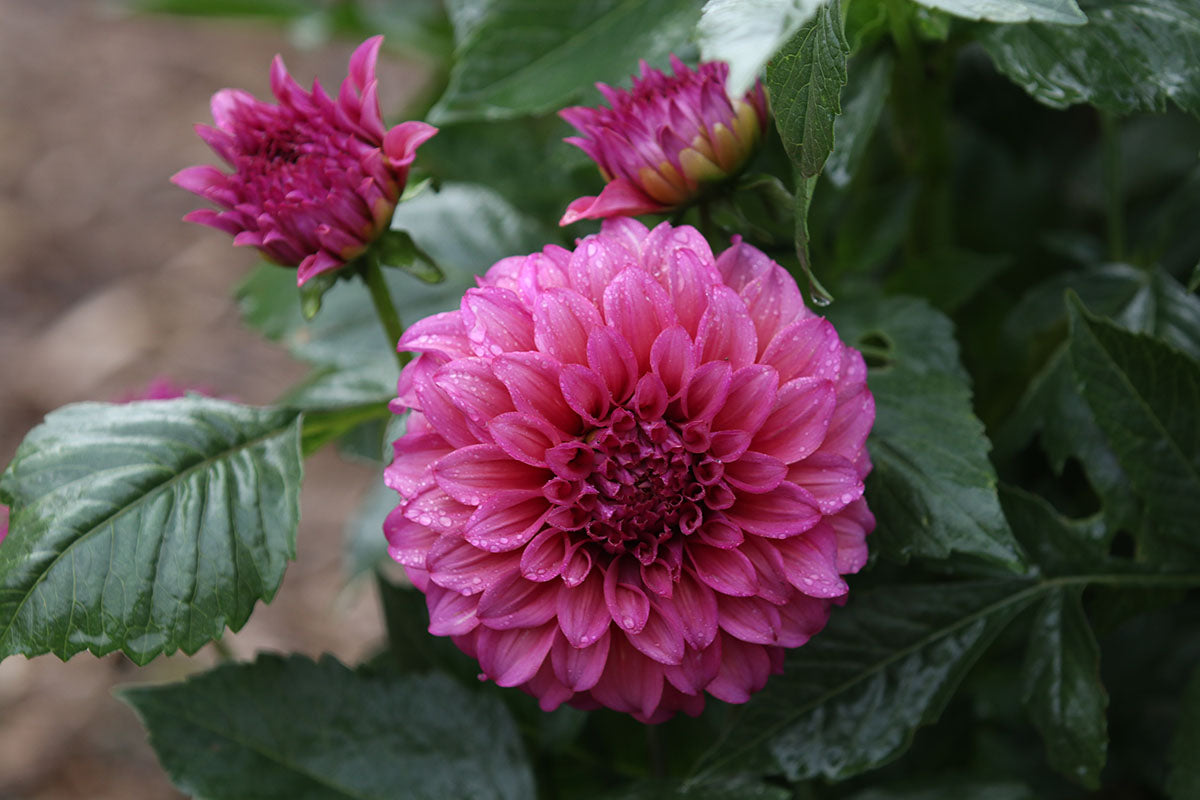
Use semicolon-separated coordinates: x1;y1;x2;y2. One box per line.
602;268;678;372
717;595;783;644
383;120;439;169
712;364;778;435
297;250;345;286
697;517;744;549
818;386;875;461
561;542;594;586
587;326;640;403
642;222;716;280
650;326;696;400
777;594;831;647
682;360;732;422
559;179;667;226
463;490;551;552
477;573;560;629
534;288;604;364
714;236;773;293
477;622;557;687
589;635;665;721
519;528;569;582
640;561;674;599
828;499;875;574
487;412;562;467
557;573;612;648
568;232;638;306
663;641;722;694
403;485;474;532
633;373;669;421
726;481;821;538
383;509;439;568
462;287;536;356
551;629;612;691
598;217;651;256
739;265;810;356
626;603;686;665
672;572;719;649
426;584;480;636
738;536;793;605
385;432;451;497
412;360;479;448
760;317;843;384
752;377;838;463
545;442;596;480
787;452;863;514
347;35;382;94
558;365;611;425
706;633;775;704
774;525;849;599
689;542;758;597
426;536;521;595
432;444;548;506
181;208;242;236
398;311;475;360
433;358;515;430
526;659;575;711
723;451;787;494
695;285;757;369
604;557;651;633
493;352;580;433
171;165;228;197
709;429;752;462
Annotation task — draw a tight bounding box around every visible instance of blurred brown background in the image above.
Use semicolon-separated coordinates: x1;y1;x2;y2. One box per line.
0;2;427;796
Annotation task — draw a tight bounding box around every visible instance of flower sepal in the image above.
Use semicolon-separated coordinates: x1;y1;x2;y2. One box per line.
372;229;444;285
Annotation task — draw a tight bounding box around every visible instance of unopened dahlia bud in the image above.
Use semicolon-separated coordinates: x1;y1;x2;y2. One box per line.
559;57;768;226
385;219;874;722
173;36;437;286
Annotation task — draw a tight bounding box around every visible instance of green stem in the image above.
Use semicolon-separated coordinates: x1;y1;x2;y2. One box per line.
363;256;410;369
210;636;235;663
1101;111;1126;262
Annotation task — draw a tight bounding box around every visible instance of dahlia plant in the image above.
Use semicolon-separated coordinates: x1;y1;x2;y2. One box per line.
3;1;1200;798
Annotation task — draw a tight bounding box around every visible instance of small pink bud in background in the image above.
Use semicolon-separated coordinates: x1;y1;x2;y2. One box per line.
173;36;437;286
559;57;768;226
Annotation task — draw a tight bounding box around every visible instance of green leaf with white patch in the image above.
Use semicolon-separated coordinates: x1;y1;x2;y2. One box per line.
121;654;535;800
912;0;1085;24
696;0;823;95
0;398;302;664
981;0;1200;116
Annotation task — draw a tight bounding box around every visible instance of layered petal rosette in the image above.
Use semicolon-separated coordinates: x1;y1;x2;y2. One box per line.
173;36;437;285
385;220;875;723
559;57;768;226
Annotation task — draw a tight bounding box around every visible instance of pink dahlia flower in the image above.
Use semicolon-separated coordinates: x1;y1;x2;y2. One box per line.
559;57;768;226
173;36;437;286
384;220;875;722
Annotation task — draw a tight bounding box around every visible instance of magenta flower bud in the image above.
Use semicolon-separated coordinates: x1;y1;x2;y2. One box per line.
559;57;769;226
385;219;875;722
173;36;437;286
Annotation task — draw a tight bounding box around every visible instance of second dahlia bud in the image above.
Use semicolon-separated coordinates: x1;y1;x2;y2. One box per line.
559;56;768;226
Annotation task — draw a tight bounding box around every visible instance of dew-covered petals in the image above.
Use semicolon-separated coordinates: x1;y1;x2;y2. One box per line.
463;490;551;552
534;288;605;364
477;623;558;687
695;285;758;369
433;444;548;505
551;629;612;691
753;377;837;463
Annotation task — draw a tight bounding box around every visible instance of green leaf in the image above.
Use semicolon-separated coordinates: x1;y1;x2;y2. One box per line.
827;295;1026;569
690;580;1037;782
128;0;320;18
430;0;700;122
1021;587;1108;787
238;183;551;368
1167;665;1200;799
981;0;1200;116
999;485;1109;576
375;229;444;284
827;50;892;188
1190;259;1200;293
1067;294;1200;563
766;0;849;179
121;654;535;800
884;247;1012;313
912;0;1085;23
696;0;823;95
0;399;302;664
301;403;392;457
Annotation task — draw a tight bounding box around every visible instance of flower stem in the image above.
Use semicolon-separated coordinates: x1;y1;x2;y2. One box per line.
363;256;410;369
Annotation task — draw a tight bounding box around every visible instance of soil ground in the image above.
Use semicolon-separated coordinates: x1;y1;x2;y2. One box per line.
0;3;427;796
